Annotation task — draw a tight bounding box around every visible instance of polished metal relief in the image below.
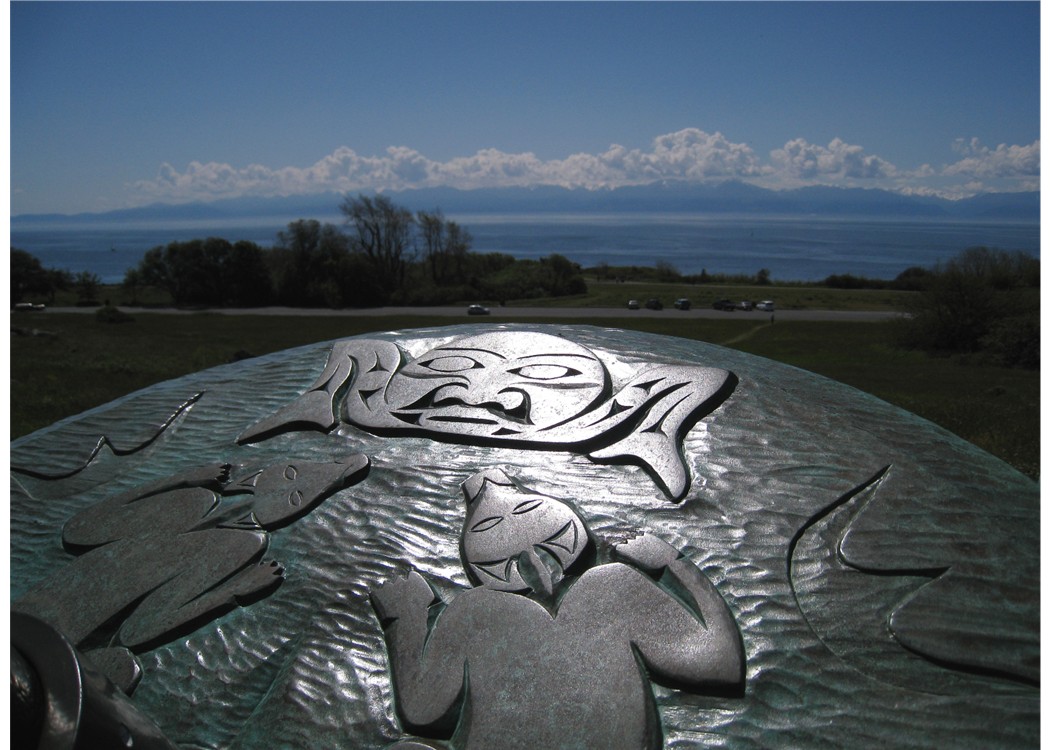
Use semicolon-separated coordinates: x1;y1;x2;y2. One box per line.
239;331;738;500
14;455;368;692
9;325;1039;749
370;469;745;749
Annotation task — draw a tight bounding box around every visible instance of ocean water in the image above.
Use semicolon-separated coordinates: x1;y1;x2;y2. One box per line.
10;213;1040;284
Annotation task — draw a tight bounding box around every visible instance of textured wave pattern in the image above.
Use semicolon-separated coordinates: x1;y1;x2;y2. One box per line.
10;325;1038;748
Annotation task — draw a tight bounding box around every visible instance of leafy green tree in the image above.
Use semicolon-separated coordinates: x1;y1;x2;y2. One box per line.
74;271;103;305
223;240;274;307
11;248;58;303
137;240;213;306
272;219;351;306
135;246;172;298
542;253;587;296
335;252;389;307
133;238;235;306
122;268;144;305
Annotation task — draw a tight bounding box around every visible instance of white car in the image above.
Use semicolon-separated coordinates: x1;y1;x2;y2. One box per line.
756;300;775;312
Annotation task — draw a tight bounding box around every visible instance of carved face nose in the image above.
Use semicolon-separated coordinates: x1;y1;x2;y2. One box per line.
516;547;561;600
464;389;526;414
426;384;529;424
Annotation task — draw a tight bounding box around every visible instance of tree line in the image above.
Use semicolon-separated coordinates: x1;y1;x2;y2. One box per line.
123;194;586;308
11;249;103;305
11;202;1038;370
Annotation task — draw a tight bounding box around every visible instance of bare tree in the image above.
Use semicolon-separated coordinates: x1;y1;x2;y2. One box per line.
417;209;472;285
340;194;415;291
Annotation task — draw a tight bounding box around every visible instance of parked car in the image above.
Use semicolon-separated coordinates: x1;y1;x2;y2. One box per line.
756;300;775;312
645;298;663;310
736;300;754;311
673;298;691;310
627;299;640;310
467;304;490;315
14;303;45;312
712;299;735;311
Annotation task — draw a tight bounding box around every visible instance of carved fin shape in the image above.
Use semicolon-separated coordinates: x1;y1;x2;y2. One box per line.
590;366;737;500
237;390;341;444
589;431;689;501
237;344;360;444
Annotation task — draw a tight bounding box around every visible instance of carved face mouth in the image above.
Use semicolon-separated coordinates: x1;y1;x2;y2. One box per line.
467;518;582;599
393;384;531;428
461;469;592;598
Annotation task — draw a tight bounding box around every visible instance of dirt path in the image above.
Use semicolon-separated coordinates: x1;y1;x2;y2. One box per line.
718;322;773;346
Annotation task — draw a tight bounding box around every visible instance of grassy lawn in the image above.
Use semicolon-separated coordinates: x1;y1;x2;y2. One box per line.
10;310;1038;480
724;320;1040;479
516;279;915;312
42;279;915;313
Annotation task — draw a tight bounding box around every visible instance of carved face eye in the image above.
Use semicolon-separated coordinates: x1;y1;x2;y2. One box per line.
509;364;579;381
513;498;543;514
471;515;503;533
283;465;301;505
419;356;485;373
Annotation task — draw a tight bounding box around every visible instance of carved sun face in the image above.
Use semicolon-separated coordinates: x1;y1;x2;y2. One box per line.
460;469;592;597
384;332;609;438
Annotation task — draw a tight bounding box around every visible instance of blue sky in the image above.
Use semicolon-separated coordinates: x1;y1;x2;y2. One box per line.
9;1;1041;215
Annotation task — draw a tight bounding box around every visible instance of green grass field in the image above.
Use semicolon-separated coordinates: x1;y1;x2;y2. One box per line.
41;278;915;313
10;309;1038;480
507;279;915;312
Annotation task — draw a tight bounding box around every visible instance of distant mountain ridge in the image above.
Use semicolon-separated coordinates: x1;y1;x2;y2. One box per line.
13;181;1040;225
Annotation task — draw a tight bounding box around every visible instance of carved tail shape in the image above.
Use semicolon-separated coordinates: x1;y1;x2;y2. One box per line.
587;365;737;501
237;340;402;444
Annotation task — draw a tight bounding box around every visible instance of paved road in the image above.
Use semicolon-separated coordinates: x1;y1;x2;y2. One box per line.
40;306;904;322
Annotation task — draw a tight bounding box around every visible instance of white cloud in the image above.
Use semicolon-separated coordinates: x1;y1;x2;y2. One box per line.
129;129;1039;205
769;138;896;180
640;129;765;180
943;138;1039;178
132;128;767;201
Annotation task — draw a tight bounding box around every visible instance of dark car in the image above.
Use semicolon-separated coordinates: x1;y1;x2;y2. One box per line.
467;304;490;315
645;298;663;310
712;299;735;311
673;298;691;310
627;299;640;310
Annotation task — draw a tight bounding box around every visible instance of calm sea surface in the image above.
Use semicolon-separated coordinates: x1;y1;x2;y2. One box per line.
10;213;1040;284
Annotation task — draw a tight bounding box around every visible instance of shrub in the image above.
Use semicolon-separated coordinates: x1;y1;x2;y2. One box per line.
896;247;1038;368
95;305;135;324
981;314;1039;369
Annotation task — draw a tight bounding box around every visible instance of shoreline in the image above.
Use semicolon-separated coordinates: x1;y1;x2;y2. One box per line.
12;213;1040;287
